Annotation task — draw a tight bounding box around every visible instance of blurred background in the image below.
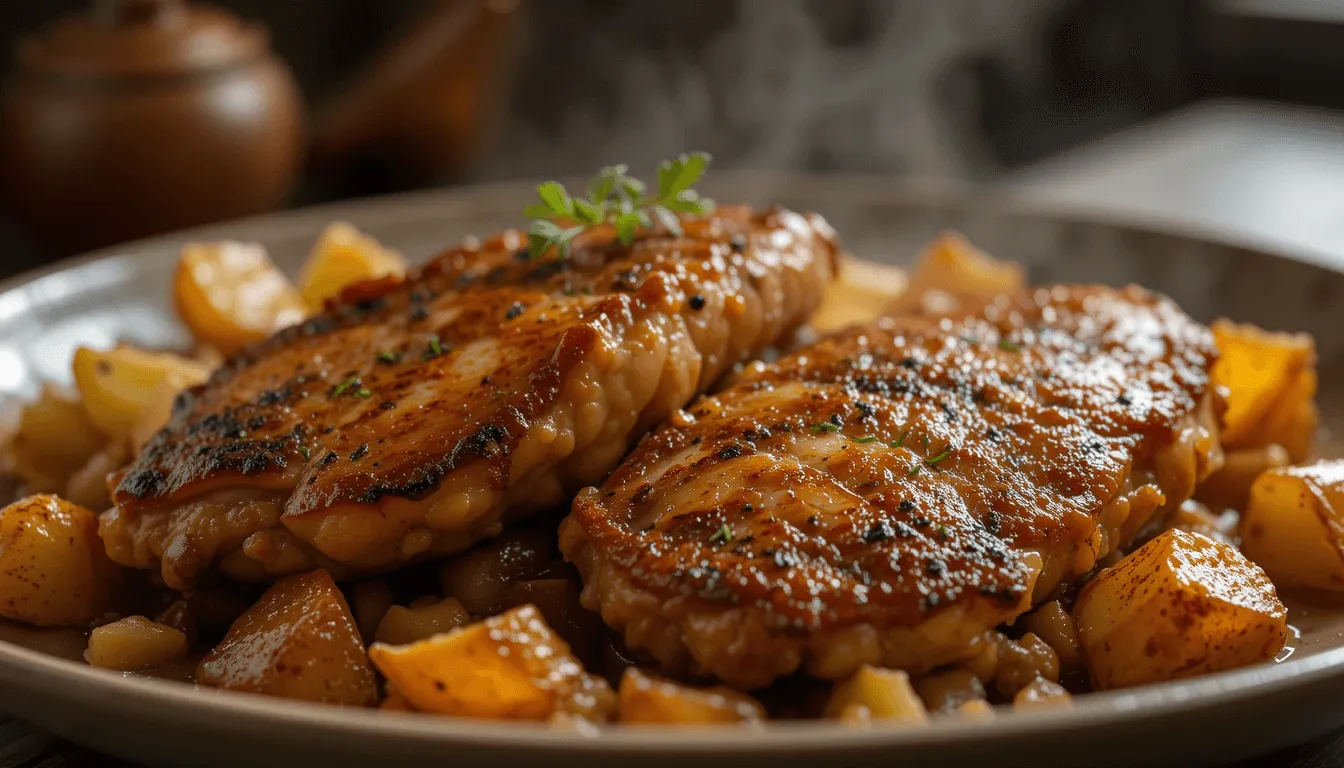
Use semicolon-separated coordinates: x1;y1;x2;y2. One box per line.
0;0;1342;273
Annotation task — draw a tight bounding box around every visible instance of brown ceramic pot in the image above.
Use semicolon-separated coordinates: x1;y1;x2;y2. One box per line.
0;0;306;258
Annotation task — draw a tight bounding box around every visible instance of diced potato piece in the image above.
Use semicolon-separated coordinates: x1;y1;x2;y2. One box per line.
993;632;1060;697
369;604;615;721
374;597;469;646
350;579;393;643
380;684;416;712
914;668;986;713
1075;529;1286;690
1018;601;1081;670
618;668;765;724
174;241;307;353
1260;370;1318;463
72;346;210;438
197;570;377;706
298;222;406;312
86;616;188;671
823;665;928;724
889;233;1023;315
7;386;107;493
1012;677;1072;710
956;699;995;720
1196;446;1290;514
1240;460;1344;591
810;257;908;333
1211;320;1316;452
0;495;114;627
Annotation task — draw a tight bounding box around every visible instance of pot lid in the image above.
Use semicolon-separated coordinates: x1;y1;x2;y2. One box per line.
15;0;269;80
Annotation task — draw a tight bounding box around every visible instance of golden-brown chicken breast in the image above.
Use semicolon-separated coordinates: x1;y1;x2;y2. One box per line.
560;285;1222;689
101;208;839;588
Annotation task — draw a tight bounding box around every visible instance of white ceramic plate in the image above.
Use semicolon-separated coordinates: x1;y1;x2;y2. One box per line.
2;173;1344;768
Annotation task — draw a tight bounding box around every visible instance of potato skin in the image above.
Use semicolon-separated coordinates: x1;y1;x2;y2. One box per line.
1075;529;1286;690
369;604;615;721
196;570;377;706
0;494;114;627
1240;460;1344;591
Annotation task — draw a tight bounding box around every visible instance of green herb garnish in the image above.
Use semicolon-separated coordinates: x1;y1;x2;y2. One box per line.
998;339;1021;352
890;431;908;449
708;524;734;544
811;423;841;434
355;389;372;399
524;153;715;259
298;445;310;461
925;449;952;466
851;436;879;444
424;335;444;360
377;350;400;364
331;376;360;398
908;464;922;477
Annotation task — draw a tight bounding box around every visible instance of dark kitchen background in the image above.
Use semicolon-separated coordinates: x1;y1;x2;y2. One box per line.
0;0;1342;273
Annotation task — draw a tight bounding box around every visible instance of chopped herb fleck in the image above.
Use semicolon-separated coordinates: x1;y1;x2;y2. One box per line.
890;431;908;449
708;524;733;544
908;464;921;477
350;444;370;461
998;339;1021;352
922;434;930;451
330;376;360;398
851;435;879;444
355;389;372;399
493;389;504;398
924;449;952;466
377;350;401;365
960;334;980;346
811;423;840;434
937;524;950;539
298;445;310;461
719;445;742;460
424;336;445;360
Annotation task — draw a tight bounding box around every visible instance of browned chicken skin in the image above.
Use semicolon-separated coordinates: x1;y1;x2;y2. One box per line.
560;285;1222;689
100;208;839;588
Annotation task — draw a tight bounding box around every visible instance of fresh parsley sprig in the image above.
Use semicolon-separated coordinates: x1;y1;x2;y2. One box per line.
524;152;716;259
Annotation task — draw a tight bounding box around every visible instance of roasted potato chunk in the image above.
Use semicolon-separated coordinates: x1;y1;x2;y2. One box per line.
1212;320;1317;459
823;665;928;724
86;616;188;671
618;668;765;724
373;597;469;646
1075;529;1286;690
6;386;107;493
1241;460;1344;591
197;570;377;706
889;232;1023;315
1013;677;1072;711
810;257;908;333
298;222;406;312
174;241;307;353
1196;445;1290;514
369;604;615;721
0;495;114;627
72;346;210;438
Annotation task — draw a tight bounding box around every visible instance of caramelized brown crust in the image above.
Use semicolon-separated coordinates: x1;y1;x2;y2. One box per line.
102;208;839;587
560;285;1221;688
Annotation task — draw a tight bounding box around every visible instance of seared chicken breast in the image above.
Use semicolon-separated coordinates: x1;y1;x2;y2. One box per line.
560;285;1222;688
101;208;839;588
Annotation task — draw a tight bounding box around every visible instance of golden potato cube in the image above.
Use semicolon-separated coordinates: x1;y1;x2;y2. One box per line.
298;222;406;312
174;241;307;353
1196;446;1290;514
0;495;114;627
197;570;377;706
1211;320;1316;450
72;346;210;438
913;668;986;713
1075;529;1286;690
889;233;1023;315
369;604;615;721
618;668;765;724
7;385;107;493
823;665;928;723
1241;460;1344;591
86;616;188;671
1260;369;1318;463
1012;677;1072;711
810;257;908;333
373;597;469;646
